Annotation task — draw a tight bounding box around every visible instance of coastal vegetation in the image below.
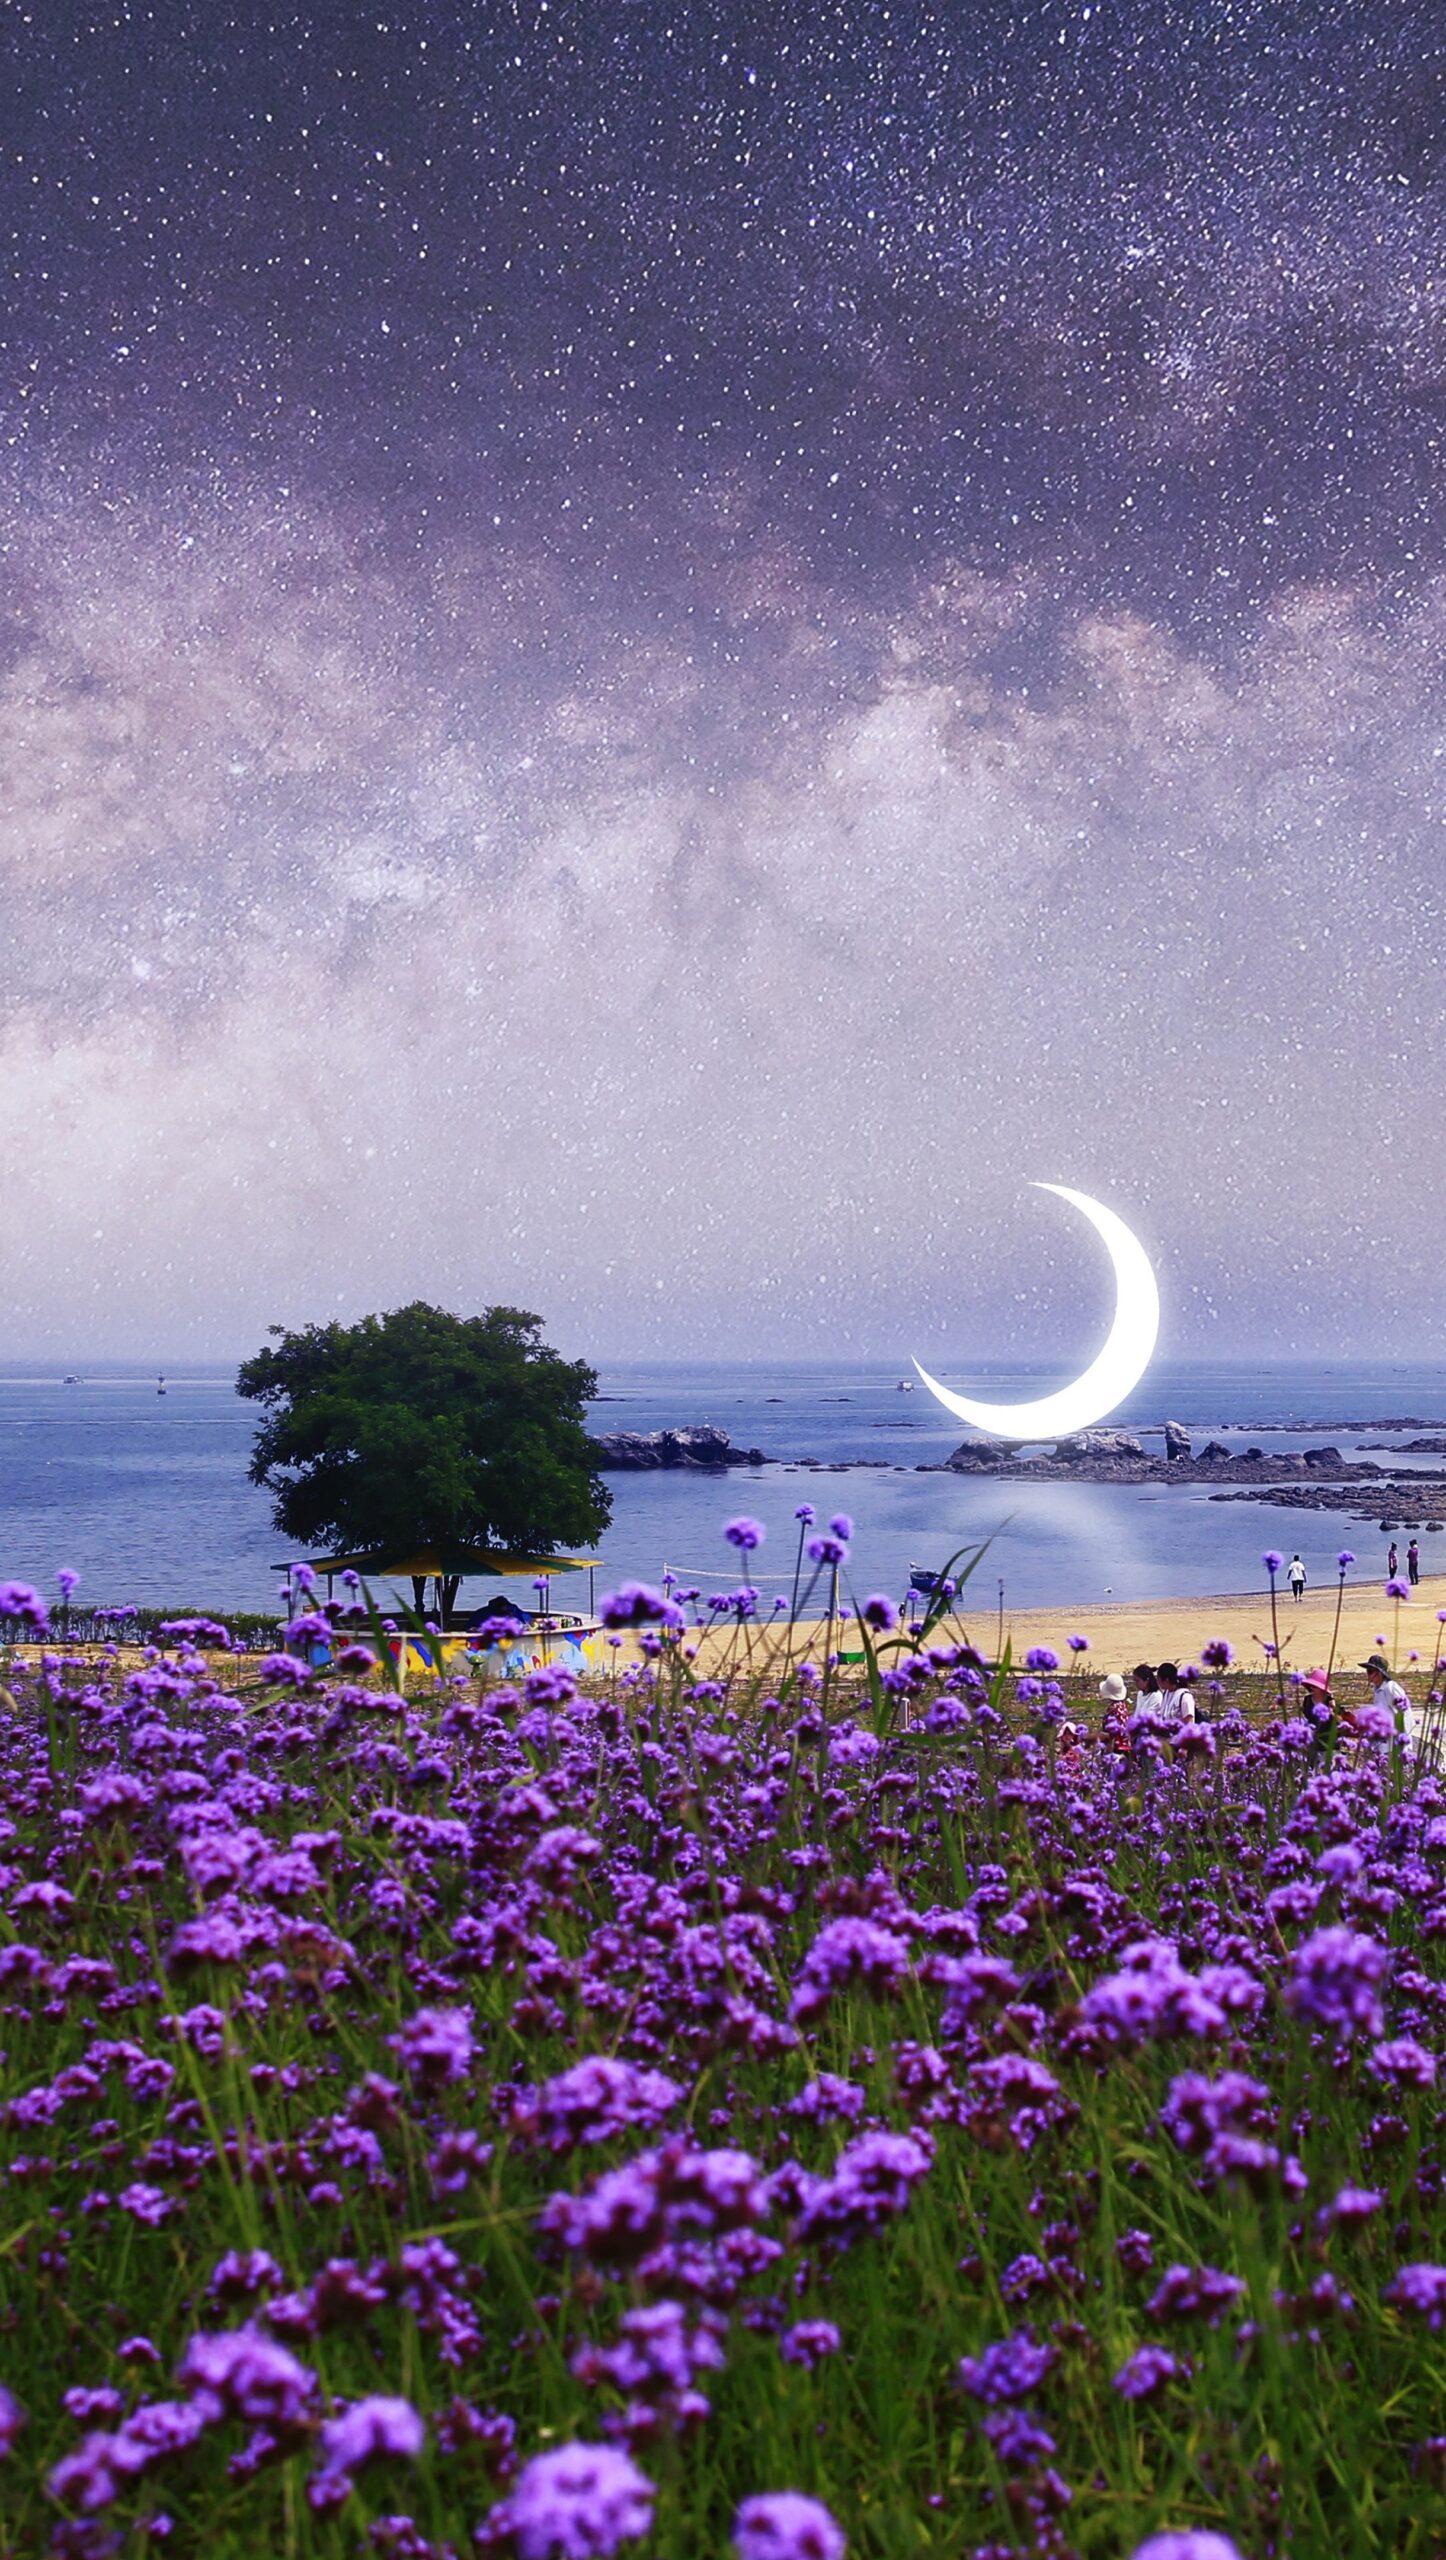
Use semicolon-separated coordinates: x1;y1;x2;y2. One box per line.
236;1305;611;1603
0;1534;1444;2556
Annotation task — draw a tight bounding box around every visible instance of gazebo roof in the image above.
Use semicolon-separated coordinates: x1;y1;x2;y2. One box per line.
275;1545;599;1580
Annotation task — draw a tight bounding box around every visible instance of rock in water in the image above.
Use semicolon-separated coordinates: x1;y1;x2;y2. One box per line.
944;1439;1013;1470
1302;1445;1346;1470
1164;1419;1192;1461
1053;1429;1145;1461
590;1424;765;1470
1197;1440;1232;1462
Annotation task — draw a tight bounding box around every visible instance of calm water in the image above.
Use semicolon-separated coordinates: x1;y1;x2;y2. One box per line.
1;1359;1444;1621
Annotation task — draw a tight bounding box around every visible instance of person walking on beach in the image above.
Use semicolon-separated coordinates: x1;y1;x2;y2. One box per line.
1409;1538;1421;1586
1388;1541;1399;1581
1288;1554;1307;1602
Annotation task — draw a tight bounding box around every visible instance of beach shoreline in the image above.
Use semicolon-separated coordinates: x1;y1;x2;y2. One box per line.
11;1569;1443;1692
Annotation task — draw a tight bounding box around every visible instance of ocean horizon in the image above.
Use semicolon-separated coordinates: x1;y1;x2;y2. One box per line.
2;1356;1444;1623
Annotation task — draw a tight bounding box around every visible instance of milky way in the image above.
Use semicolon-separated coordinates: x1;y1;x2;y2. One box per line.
2;2;1443;1358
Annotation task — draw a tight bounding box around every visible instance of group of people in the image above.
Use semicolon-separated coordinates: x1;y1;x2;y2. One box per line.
1080;1650;1417;1753
1281;1540;1421;1601
1099;1661;1199;1724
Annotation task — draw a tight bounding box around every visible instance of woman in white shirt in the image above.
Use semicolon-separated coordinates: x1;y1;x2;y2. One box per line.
1154;1661;1197;1723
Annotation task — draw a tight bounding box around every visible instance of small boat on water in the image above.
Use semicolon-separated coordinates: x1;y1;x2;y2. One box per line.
896;1378;914;1390
156;1374;167;1396
908;1564;943;1592
63;1373;80;1386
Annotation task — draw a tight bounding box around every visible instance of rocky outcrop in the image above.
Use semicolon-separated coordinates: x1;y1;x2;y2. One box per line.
591;1425;767;1470
1302;1445;1345;1469
1197;1440;1232;1463
1054;1429;1145;1461
1164;1419;1191;1461
1208;1477;1446;1519
942;1440;1014;1471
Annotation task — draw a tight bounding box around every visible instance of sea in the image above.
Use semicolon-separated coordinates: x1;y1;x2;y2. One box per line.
2;1358;1445;1626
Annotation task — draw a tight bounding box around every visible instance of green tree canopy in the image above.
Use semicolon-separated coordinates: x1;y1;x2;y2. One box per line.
237;1304;611;1579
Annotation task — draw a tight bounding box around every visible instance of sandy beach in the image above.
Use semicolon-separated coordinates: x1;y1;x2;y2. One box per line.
14;1570;1444;1696
672;1570;1446;1688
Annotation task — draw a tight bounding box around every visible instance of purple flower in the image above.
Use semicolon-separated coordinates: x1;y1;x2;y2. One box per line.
389;2005;476;2088
1387;1577;1412;1600
177;2326;315;2432
1285;1925;1391;2041
732;2491;846;2560
118;2182;175;2226
541;2142;767;2268
792;2130;934;2247
530;2056;683;2152
494;2440;656;2558
0;2385;23;2457
1370;2037;1436;2089
571;2298;724;2416
793;1504;816;1524
829;1512;853;1540
209;2249;283;2304
1131;2537;1246;2560
982;2405;1057;2466
1320;2184;1384;2228
1385;2263;1446;2327
319;2394;425;2475
957;2330;1055;2404
789;1917;910;2022
1024;1646;1059;1672
778;2321;841;2370
56;1567;79;1602
599;1583;683;1630
1113;2345;1184;2401
1067;1632;1090;1651
806;1535;848;1567
1201;1638;1234;1670
0;1581;49;1633
1263;1550;1284;1575
860;1594;899;1631
725;1518;766;1551
1145;2264;1245;2324
1338;1550;1356;1569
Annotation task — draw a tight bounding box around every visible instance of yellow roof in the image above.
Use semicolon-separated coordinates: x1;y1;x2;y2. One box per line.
279;1546;600;1579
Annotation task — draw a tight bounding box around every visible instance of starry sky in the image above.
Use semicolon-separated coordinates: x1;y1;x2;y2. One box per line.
3;0;1445;1363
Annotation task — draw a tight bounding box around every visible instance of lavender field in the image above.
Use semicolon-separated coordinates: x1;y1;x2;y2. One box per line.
1;1555;1444;2560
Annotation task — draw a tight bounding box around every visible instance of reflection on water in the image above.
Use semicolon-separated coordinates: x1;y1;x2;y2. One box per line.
0;1360;1441;1614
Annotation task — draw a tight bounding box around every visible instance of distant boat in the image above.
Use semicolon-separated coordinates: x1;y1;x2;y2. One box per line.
896;1379;914;1391
63;1373;80;1386
157;1374;167;1396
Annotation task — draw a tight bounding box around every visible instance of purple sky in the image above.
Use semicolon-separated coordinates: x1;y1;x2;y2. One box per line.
3;2;1444;1361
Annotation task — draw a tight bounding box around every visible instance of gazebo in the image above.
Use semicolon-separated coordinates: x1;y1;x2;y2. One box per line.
275;1544;600;1626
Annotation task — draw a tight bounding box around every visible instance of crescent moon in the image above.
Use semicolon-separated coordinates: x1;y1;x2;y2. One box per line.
912;1184;1160;1441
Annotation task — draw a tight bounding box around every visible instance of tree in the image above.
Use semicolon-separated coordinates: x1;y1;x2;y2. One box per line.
237;1303;611;1615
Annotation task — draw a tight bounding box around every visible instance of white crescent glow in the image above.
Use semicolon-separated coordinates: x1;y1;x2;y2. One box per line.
912;1184;1160;1442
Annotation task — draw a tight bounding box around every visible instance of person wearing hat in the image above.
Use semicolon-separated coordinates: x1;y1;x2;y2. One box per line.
1301;1666;1335;1752
1360;1652;1409;1734
1096;1671;1129;1749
